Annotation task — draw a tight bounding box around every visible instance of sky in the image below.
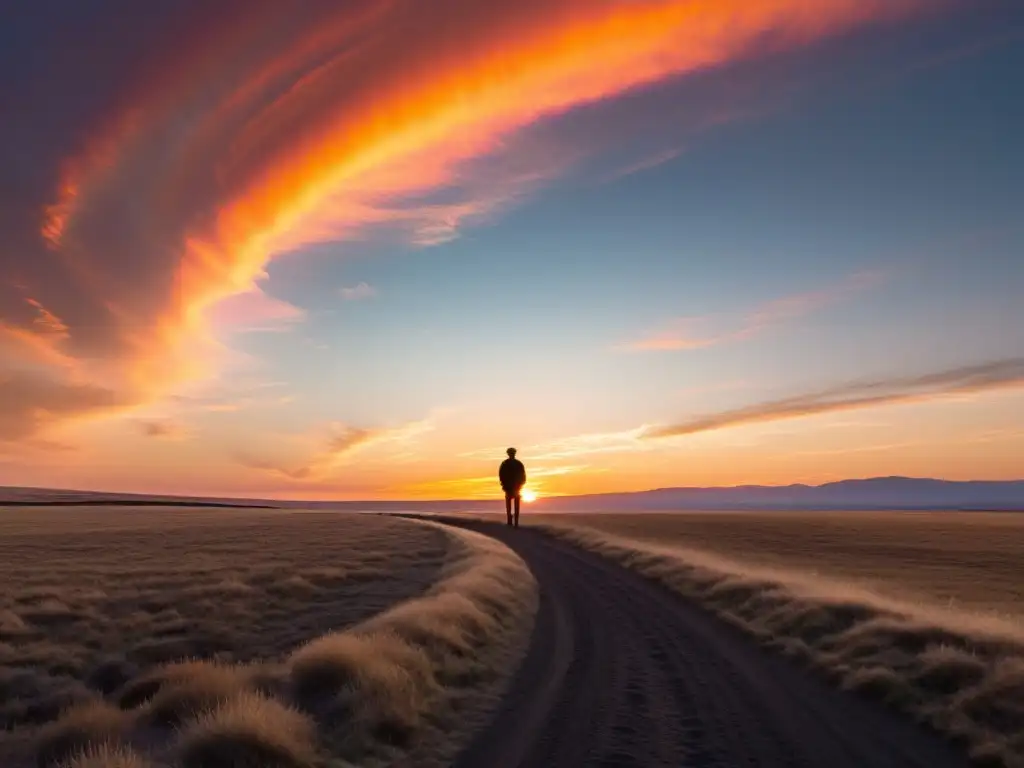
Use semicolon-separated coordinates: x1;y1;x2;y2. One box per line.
1;0;1022;500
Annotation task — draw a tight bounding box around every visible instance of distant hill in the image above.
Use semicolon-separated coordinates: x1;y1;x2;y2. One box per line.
1;477;1022;512
0;486;471;512
0;486;276;508
531;477;1024;512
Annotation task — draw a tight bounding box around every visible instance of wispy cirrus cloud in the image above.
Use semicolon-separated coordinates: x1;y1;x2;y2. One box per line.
338;282;377;301
462;425;652;462
138;420;189;440
899;25;1024;79
0;370;126;443
167;380;293;414
647;358;1024;439
236;417;434;482
602;147;684;184
623;270;883;352
0;0;929;441
206;285;306;333
497;358;1024;457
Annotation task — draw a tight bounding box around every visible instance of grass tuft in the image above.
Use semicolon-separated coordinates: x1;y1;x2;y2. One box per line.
123;660;254;727
175;691;317;768
290;630;436;750
35;701;131;767
284;518;537;763
0;608;32;639
56;743;153;768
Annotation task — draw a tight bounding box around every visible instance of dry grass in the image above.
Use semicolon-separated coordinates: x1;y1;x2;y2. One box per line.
35;701;130;767
131;661;256;727
289;630;436;747
56;744;153;768
284;520;538;766
540;516;1024;767
175;691;317;768
1;507;536;768
531;511;1024;616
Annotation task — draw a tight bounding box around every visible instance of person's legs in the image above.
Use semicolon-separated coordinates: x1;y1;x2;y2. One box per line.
513;493;520;527
505;493;512;526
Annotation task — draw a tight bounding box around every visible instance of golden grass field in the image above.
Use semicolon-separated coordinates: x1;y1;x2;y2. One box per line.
531;510;1024;767
0;507;537;768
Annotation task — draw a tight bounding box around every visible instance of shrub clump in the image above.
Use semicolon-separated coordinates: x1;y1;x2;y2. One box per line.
175;691;318;768
289;630;437;750
121;660;255;727
35;701;131;767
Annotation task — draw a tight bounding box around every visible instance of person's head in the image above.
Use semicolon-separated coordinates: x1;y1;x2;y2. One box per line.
506;447;517;458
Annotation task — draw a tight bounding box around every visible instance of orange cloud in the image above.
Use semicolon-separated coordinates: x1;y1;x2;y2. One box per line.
236;417;434;482
3;0;929;440
462;427;652;462
138;420;189;441
0;371;126;442
25;299;70;339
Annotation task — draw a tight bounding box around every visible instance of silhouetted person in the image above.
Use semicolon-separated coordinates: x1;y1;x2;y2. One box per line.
499;447;526;528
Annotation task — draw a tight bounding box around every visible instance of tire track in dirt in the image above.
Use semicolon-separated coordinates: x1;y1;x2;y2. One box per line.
446;520;969;768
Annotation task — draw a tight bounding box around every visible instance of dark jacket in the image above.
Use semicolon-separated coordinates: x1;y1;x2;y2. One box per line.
499;458;526;493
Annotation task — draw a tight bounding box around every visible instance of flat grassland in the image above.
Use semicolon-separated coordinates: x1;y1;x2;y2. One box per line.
532;510;1024;617
533;510;1024;766
0;507;536;768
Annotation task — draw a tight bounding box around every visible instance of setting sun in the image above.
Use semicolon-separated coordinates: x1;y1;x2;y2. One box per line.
521;488;537;503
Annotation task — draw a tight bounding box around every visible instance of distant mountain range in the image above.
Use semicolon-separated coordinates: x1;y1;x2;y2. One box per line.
531;477;1024;511
1;477;1023;511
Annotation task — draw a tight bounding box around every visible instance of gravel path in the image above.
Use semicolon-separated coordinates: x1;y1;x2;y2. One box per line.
446;520;969;768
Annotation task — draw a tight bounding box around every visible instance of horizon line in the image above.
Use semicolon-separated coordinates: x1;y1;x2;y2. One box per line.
3;474;1023;507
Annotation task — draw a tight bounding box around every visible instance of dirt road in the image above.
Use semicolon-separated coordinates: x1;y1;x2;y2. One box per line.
446;520;968;768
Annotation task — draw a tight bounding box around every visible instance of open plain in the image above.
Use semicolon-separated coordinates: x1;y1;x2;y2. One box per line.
5;505;1024;767
0;507;536;768
529;510;1024;616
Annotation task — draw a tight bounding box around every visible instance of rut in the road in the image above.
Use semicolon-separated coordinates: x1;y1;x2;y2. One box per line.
449;521;968;768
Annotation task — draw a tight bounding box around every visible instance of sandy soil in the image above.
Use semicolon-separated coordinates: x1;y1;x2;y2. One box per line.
445;519;969;768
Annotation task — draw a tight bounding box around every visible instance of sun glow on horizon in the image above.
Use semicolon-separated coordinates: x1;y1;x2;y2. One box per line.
521;488;537;503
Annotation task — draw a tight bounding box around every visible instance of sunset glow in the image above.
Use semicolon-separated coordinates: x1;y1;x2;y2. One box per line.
1;0;1022;500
